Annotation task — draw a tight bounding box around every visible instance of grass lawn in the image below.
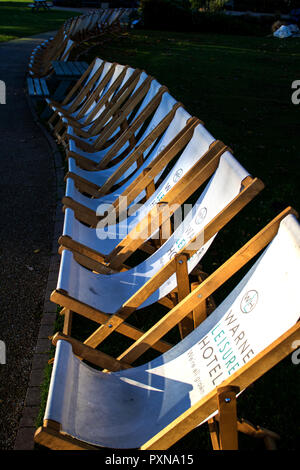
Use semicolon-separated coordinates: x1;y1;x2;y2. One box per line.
0;0;80;42
37;30;300;450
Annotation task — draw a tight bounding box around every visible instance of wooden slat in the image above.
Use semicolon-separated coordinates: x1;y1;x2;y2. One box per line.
50;290;172;354
33;78;42;96
52;61;65;76
116;207;296;365
52;332;132;371
40;79;49;96
63;62;76;76
27;78;35;96
217;386;240;450
69;61;82;75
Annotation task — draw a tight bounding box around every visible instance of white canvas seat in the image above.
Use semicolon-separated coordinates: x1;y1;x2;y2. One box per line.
37;213;300;449
57;151;250;313
66;92;183;191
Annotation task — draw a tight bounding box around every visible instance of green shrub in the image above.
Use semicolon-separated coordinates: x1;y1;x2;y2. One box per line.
139;0;193;31
193;11;275;35
234;0;298;13
139;0;276;35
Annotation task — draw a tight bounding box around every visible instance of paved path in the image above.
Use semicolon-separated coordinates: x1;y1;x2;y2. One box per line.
0;33;57;449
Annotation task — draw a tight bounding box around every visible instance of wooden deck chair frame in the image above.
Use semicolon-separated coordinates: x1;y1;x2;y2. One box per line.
61;70;152;150
51;173;263;353
82;9;123;43
51;61;122;141
64;79;169;173
65;102;188;199
54;70;152;150
31;33;74;78
54;62;143;137
47;58;107;129
35;207;299;450
29;25;65;68
66;68;146;146
90;9;126;43
64;75;157;155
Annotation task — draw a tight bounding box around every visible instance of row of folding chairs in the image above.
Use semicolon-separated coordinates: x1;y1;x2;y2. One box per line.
34;56;300;450
28;8;131;78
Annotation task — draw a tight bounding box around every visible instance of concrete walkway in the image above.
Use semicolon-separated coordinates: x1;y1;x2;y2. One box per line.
0;33;58;450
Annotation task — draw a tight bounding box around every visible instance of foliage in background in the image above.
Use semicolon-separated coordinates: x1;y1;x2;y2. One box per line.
234;0;298;13
139;0;279;35
189;0;228;11
189;0;298;12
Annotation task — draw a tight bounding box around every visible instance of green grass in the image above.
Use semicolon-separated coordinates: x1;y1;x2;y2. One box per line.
0;0;80;42
37;30;300;450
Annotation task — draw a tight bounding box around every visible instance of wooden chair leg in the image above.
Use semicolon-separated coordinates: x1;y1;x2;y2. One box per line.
63;309;73;336
177;261;210;338
217;386;240;450
175;253;192;339
190;281;207;327
208;418;220;450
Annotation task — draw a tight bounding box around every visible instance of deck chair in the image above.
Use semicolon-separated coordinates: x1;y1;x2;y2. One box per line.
59;64;143;144
48;60;131;140
65;93;188;199
76;11;106;42
65;77;168;168
48;59;142;132
28;27;65;77
82;9;124;43
53;68;152;150
51;151;263;350
62;69;156;148
46;57;106;129
35;208;300;450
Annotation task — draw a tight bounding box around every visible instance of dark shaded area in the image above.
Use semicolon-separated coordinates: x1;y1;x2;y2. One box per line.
0;34;56;449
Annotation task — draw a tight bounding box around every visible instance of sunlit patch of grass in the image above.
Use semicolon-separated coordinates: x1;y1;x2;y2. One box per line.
0;1;79;42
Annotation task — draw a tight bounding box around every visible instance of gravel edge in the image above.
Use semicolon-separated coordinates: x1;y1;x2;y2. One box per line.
13;92;65;450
